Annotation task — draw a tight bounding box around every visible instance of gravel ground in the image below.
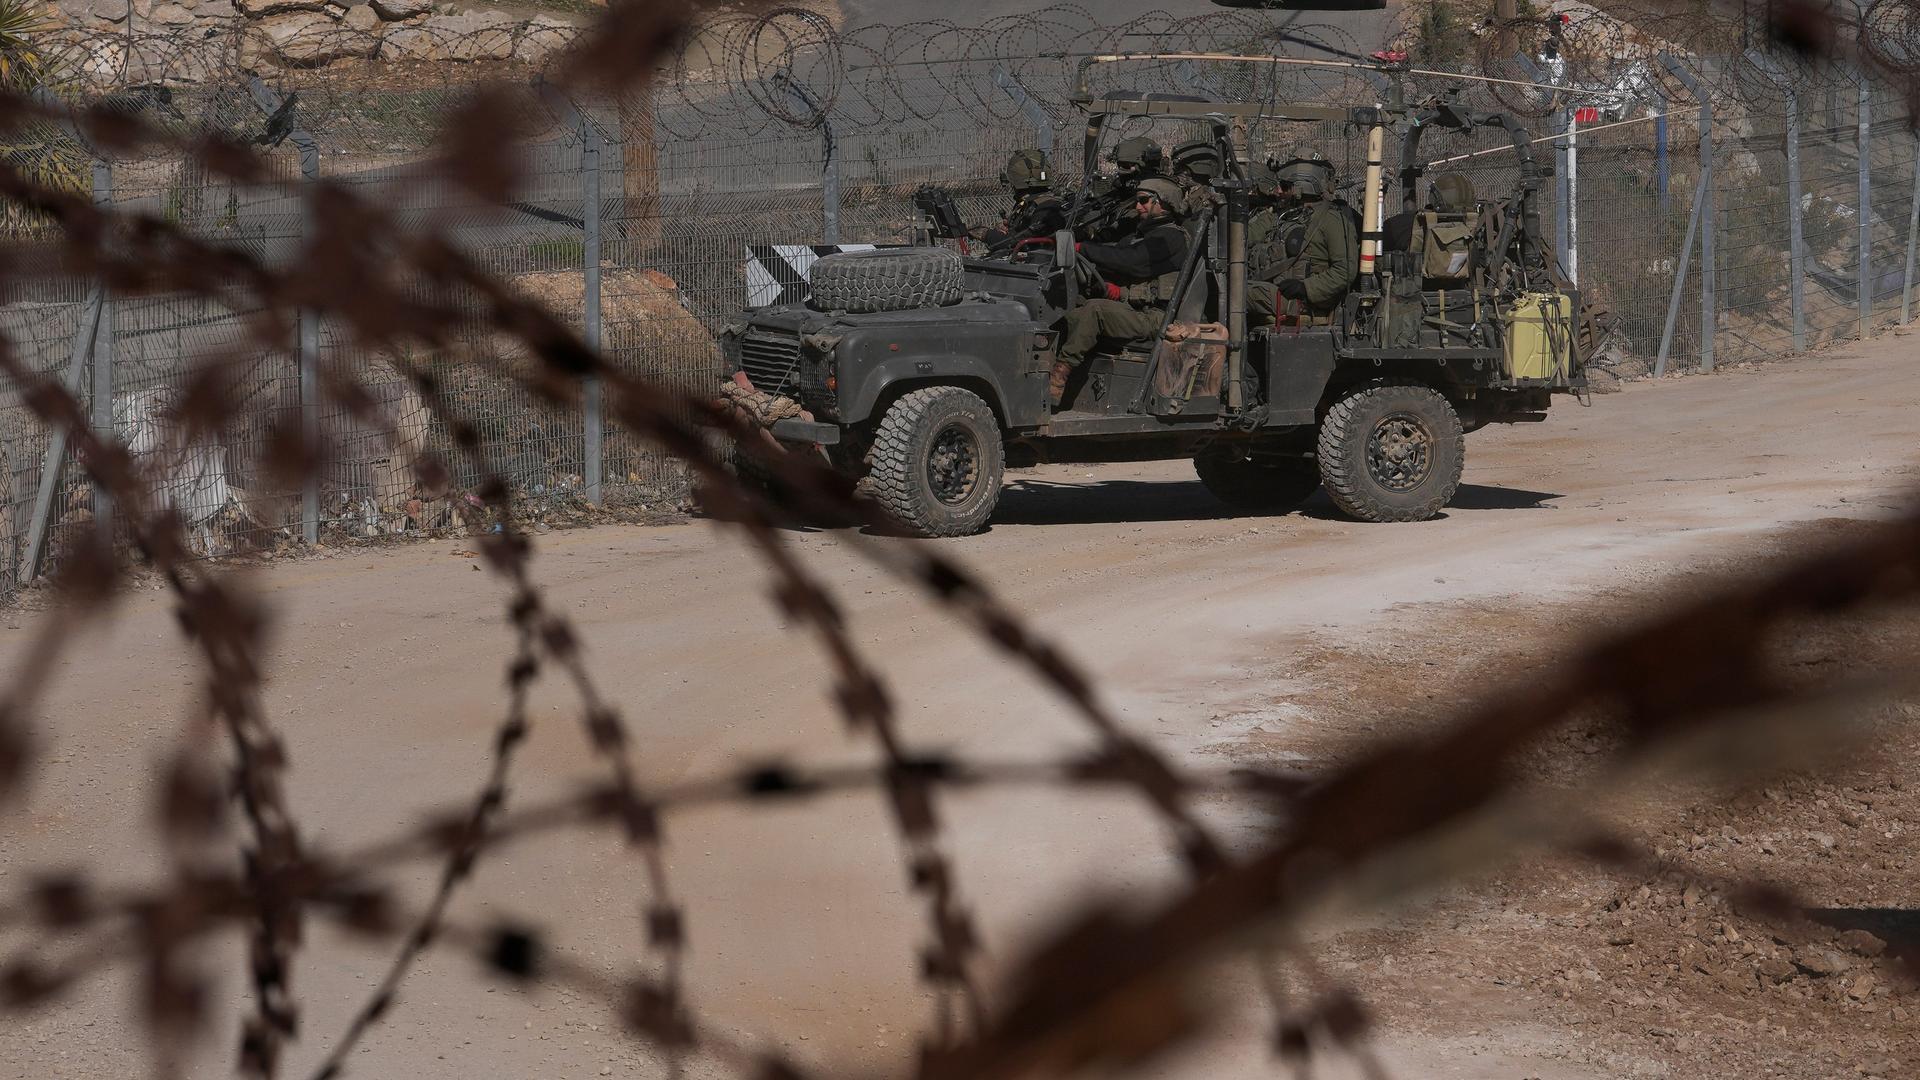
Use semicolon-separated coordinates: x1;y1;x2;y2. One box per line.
2;335;1917;1079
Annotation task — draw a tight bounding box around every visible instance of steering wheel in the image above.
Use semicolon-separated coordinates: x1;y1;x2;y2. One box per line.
1073;257;1110;300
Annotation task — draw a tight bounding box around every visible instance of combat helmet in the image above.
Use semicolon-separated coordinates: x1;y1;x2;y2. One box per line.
1002;148;1053;194
1430;173;1476;212
1110;136;1165;173
1134;176;1186;216
1170;139;1224;182
1274;149;1335;199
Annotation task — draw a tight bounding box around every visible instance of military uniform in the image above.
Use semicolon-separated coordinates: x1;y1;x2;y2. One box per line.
1054;178;1191;403
1247;151;1358;326
1170;140;1223;219
975;190;1067;251
1075;136;1165;242
1248;198;1359;325
968;148;1066;253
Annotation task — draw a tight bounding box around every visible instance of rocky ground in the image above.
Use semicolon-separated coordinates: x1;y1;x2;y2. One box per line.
1224;519;1919;1078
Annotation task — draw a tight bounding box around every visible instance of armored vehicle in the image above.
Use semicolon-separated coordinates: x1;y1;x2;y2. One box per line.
720;56;1589;537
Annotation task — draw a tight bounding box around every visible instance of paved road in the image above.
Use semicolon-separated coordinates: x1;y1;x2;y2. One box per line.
3;336;1918;1079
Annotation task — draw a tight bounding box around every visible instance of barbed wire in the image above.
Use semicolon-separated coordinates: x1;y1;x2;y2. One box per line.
20;1;1920;151
2;2;1919;1079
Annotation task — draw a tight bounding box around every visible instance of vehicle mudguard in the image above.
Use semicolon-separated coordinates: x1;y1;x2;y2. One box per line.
1262;330;1337;425
838;342;1047;430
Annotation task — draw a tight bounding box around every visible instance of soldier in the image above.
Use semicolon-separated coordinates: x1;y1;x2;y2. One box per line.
1050;176;1191;407
1169;139;1224;217
1076;136;1165;241
1245;152;1293;274
1248;151;1359;327
969;148;1068;252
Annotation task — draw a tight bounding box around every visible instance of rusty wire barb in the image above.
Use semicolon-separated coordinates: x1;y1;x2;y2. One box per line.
2;2;1919;1079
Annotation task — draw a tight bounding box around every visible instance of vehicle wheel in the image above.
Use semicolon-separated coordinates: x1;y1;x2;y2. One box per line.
865;386;1005;537
807;248;966;314
1316;381;1465;523
1193;452;1320;511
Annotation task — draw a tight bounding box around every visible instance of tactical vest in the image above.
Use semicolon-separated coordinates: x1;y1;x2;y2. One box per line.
1250;204;1311;283
1123;269;1183;307
1121;223;1187;307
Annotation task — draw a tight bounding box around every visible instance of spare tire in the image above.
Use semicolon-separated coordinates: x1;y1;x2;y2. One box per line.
807;248;965;314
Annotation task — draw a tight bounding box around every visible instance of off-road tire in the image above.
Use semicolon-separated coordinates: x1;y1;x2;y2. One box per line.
1193;452;1321;511
865;386;1004;537
808;248;965;314
1316;381;1465;523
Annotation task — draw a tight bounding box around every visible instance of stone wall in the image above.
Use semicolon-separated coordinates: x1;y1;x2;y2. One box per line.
42;0;582;74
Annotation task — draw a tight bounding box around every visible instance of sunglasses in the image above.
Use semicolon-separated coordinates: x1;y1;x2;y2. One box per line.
1135;194;1159;204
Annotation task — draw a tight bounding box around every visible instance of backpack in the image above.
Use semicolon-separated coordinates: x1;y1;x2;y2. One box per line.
1415;210;1474;284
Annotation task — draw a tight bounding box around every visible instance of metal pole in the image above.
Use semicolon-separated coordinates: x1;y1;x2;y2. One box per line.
22;287;104;584
1856;72;1872;338
992;66;1055;157
1751;50;1807;351
1786;84;1806;351
248;74;323;544
1654;91;1670;217
581;117;604;506
1567;106;1579;285
298;140;320;545
90;160;113;546
821;125;840;244
1655;171;1708;377
1699;90;1714;371
1903;131;1919;325
1554;108;1571;267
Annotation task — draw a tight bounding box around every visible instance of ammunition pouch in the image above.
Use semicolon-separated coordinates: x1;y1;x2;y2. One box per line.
1123;269;1182;308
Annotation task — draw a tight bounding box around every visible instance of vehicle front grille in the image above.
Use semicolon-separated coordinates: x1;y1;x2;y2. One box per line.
738;331;803;396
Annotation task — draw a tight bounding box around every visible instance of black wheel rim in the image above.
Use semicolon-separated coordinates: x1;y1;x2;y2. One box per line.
1366;412;1434;492
926;422;981;505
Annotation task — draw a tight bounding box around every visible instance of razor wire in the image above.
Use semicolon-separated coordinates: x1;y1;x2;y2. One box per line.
3;0;1920;593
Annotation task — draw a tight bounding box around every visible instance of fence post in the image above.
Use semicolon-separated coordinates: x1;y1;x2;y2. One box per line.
1786;84;1807;351
993;66;1054;156
1654;87;1670;217
821;128;840;245
1656;54;1713;375
247;75;323;544
1903;131;1919;325
1855;70;1872;338
90;159;113;545
298;139;320;545
1568;106;1579;284
1654;167;1708;377
581;115;604;506
21;286;104;584
1554;108;1571;268
1699;83;1714;370
1750;50;1806;351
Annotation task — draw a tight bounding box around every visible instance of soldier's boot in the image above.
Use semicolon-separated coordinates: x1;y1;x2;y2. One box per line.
1048;360;1073;407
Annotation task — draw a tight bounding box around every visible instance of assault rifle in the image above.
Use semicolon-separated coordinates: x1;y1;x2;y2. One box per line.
913;185;970;242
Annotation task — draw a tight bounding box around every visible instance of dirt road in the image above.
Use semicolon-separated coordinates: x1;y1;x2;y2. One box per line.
4;338;1918;1079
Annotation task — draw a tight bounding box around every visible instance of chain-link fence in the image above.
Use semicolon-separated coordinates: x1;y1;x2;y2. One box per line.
3;6;1918;597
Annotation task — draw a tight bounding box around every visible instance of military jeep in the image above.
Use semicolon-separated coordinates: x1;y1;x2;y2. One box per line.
719;59;1588;537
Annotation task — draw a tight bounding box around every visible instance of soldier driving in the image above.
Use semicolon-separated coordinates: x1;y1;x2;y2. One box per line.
1050;176;1191;407
1248;150;1359;327
969;148;1068;252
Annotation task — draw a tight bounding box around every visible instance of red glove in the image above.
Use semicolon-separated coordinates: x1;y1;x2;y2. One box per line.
1074;242;1084;252
1105;282;1125;302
